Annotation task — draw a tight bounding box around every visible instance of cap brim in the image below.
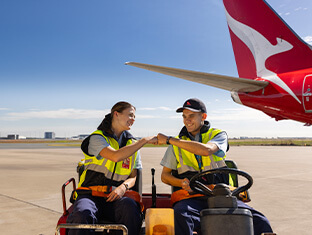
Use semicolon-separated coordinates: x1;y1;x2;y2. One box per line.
176;107;184;113
176;107;202;113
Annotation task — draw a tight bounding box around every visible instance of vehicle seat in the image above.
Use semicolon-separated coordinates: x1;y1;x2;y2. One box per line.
225;159;238;187
133;168;142;195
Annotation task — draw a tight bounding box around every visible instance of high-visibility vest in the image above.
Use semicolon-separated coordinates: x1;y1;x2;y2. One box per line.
78;130;137;188
173;128;227;175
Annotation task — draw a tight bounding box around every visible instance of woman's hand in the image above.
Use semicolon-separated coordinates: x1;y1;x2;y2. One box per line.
106;184;127;202
146;136;158;145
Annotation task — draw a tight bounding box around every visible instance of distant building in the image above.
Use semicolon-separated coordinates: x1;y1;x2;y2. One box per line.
7;134;19;140
44;132;55;139
70;134;88;140
78;134;88;139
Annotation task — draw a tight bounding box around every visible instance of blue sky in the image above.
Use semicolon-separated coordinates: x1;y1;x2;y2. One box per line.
1;0;312;139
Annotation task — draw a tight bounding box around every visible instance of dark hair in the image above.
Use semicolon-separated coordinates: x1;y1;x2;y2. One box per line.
97;101;135;134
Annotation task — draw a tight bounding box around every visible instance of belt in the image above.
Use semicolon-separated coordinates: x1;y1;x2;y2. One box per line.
75;185;144;212
77;185;112;197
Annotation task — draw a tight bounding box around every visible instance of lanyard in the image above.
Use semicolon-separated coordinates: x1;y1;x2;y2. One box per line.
194;134;203;172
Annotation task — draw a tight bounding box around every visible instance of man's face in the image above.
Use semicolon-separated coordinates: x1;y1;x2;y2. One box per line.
182;109;205;136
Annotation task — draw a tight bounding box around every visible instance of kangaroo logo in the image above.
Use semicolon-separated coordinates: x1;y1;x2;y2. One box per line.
225;8;301;104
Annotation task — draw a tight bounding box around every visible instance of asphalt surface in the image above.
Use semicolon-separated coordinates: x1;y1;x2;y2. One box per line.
0;145;311;235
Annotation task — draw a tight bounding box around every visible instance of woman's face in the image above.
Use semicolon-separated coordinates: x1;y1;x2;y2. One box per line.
115;106;136;131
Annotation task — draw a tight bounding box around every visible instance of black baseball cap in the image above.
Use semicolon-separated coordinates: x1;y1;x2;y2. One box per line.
176;98;207;113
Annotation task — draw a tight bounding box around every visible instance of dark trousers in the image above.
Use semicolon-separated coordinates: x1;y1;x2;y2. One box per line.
66;194;142;235
173;198;273;235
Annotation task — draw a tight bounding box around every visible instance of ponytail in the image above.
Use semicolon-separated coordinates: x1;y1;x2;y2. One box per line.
97;113;113;135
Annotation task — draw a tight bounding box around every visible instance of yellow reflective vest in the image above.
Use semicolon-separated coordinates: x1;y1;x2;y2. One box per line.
173;127;227;175
78;130;137;188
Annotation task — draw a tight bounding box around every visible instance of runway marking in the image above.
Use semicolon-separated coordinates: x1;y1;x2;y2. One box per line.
0;193;61;215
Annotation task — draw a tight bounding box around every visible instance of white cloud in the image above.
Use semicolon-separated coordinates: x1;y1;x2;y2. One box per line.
1;108;172;121
138;106;174;111
139;107;271;122
0;108;9;111
169;115;182;119
294;7;308;11
303;36;312;45
136;115;162;119
0;106;279;123
208;108;269;121
3;109;109;121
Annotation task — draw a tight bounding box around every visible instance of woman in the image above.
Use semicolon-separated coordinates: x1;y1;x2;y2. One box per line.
67;101;157;235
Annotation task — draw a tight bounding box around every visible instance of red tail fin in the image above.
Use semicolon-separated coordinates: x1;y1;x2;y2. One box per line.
223;0;312;79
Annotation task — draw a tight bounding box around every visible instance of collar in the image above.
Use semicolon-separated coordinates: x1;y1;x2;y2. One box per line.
101;129;132;140
101;130;135;148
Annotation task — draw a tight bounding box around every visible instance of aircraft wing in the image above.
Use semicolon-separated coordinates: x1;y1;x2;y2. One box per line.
126;62;268;92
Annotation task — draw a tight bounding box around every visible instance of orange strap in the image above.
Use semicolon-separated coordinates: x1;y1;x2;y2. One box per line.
124;191;144;212
88;185;111;196
171;184;215;205
76;186;144;212
171;184;250;205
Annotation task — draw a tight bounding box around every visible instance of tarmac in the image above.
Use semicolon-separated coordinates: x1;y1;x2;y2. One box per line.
0;145;312;235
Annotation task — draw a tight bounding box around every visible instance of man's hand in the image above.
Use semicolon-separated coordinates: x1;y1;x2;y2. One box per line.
157;133;168;145
181;178;192;192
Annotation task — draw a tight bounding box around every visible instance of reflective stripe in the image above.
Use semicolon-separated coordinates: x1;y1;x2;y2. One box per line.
208;155;226;169
208;129;213;140
85;162;128;181
177;158;226;174
84;158;94;164
92;153;136;182
174;128;227;175
177;148;196;173
78;130;137;187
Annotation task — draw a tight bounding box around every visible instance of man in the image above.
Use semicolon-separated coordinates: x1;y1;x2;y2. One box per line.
157;98;273;235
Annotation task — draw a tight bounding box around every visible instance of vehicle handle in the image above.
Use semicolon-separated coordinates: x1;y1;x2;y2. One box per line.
62;178;76;215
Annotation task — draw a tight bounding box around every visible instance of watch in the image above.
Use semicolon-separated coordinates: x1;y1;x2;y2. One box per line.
123;183;129;191
166;136;172;145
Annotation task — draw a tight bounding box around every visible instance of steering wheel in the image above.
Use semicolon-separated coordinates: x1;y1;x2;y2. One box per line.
189;168;253;197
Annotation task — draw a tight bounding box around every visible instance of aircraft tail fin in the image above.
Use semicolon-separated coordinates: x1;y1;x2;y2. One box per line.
223;0;312;79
